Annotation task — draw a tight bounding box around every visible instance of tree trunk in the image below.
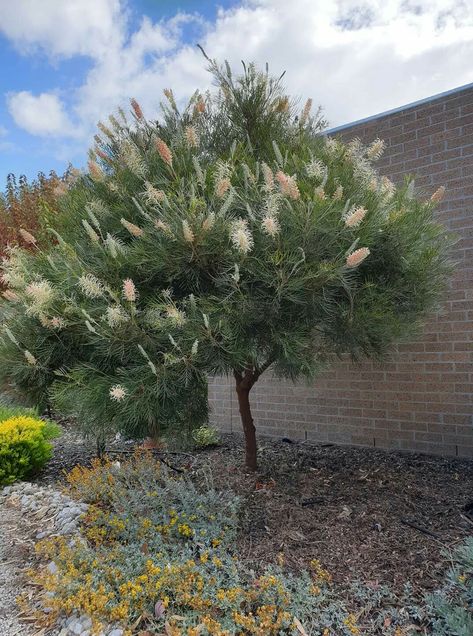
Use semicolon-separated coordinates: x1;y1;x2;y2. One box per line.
235;372;257;471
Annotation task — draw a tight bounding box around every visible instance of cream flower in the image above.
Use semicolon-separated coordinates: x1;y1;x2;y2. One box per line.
380;176;395;199
121;218;144;237
202;213;215;232
24;350;37;366
344;206;367;228
98;120;114;139
275;171;300;200
431;186;445;204
325;137;339;155
19;229;37;245
300;98;312;125
155;219;172;235
2;290;18;301
333;184;343;201
367;138;386;160
105;306;129;327
261;163;274;191
25;280;53;307
122;278;137;302
346;247;370;268
185;126;199;148
143;182;164;206
230;219;253;254
215;177;231;198
306;158;326;180
262;215;280;237
78;274;104;298
166;305;186;325
121;141;145;177
182;220;195;243
88;160;103;182
109;384;127;402
82;219;100;243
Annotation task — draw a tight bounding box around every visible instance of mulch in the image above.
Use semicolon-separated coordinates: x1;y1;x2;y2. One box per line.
37;424;473;597
191;435;473;595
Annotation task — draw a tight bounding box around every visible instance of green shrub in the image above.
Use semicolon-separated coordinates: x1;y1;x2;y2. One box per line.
192;424;221;448
0;415;60;485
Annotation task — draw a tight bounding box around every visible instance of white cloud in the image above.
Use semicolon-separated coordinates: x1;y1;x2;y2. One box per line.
2;0;473;153
7;91;75;137
0;0;124;59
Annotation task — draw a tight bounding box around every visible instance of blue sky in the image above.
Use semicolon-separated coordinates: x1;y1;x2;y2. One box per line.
1;0;472;184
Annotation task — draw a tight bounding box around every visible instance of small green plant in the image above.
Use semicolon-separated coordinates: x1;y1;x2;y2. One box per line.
192;424;221;448
0;401;37;422
0;415;60;485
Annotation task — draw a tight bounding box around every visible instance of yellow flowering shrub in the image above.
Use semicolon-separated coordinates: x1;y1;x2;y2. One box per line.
0;415;60;485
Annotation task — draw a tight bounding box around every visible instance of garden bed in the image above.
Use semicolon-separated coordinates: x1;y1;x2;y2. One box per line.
2;423;472;635
39;425;473;593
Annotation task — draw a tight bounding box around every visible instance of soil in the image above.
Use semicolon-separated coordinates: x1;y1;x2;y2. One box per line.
38;422;473;596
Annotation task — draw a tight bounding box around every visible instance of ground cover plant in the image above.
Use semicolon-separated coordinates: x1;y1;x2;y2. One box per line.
32;452;361;635
0;54;450;469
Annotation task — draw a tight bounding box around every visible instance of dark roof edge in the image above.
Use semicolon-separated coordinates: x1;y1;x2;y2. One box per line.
325;81;473;135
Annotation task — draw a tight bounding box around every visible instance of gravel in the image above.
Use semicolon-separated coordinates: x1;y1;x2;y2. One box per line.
0;482;125;636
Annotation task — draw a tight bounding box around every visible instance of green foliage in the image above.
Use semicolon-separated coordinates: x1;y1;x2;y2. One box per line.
0;414;60;485
0;400;37;422
193;424;221;448
34;453;359;635
0;56;450;453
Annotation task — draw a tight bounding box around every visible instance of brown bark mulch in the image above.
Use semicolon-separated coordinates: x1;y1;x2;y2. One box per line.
191;434;473;595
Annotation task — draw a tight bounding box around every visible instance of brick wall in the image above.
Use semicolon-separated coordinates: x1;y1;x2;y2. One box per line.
209;85;473;458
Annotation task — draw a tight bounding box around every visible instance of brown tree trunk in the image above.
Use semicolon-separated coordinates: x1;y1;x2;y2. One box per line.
235;371;258;471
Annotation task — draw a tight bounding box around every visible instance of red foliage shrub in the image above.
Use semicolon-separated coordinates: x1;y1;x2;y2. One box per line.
0;171;67;284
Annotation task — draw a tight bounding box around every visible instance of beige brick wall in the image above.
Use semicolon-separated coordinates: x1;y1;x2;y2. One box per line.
209;85;473;458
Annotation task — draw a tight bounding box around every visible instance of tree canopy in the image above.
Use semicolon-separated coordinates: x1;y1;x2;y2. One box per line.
0;57;450;468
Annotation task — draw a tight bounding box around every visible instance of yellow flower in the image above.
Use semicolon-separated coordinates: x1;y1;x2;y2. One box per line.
178;523;194;537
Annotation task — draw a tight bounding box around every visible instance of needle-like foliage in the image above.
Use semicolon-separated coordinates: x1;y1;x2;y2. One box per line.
0;56;450;467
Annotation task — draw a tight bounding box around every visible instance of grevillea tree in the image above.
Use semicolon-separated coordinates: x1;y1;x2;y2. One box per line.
0;56;449;469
